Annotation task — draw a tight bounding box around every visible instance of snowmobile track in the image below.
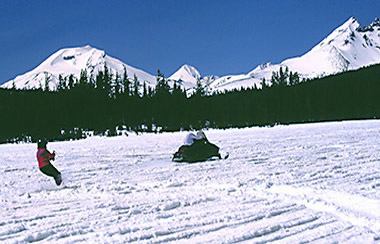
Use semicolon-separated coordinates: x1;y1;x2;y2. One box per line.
1;120;379;243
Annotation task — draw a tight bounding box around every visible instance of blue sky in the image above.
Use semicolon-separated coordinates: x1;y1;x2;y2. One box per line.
1;0;379;84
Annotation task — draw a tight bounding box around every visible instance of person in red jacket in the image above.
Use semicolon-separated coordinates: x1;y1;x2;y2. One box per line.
37;139;62;185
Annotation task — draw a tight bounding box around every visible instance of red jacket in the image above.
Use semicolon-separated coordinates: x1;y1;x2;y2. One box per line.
37;148;55;168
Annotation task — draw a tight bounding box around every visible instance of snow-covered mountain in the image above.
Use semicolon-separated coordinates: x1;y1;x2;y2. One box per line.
168;64;218;93
2;17;379;92
208;17;380;91
169;64;201;87
1;45;157;90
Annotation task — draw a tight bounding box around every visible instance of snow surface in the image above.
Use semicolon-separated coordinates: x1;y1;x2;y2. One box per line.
1;120;380;243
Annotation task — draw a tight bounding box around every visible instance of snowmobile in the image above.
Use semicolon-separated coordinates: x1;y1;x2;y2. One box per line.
172;139;226;163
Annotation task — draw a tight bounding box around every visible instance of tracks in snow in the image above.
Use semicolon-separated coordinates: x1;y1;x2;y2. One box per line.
1;120;380;243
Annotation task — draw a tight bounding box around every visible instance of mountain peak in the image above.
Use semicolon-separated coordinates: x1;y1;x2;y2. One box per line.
48;45;105;70
2;17;379;93
169;64;201;82
338;16;360;32
348;16;358;23
1;45;156;90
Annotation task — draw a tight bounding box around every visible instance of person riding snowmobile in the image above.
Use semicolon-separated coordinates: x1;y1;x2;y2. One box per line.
173;131;221;162
36;139;62;185
184;131;207;146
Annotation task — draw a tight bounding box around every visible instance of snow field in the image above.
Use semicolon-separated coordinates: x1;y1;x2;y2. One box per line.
0;120;380;243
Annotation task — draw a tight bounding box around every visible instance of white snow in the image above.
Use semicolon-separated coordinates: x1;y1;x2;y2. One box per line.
1;45;157;90
209;17;380;91
281;17;380;77
167;64;209;96
3;17;380;93
168;64;201;87
1;120;380;243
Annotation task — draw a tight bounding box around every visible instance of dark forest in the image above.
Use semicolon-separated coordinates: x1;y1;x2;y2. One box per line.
0;64;379;144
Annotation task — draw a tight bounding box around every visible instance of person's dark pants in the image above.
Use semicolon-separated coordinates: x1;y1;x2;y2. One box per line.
40;164;61;179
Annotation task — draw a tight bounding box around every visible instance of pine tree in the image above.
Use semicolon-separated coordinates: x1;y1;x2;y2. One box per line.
271;71;280;87
155;70;170;97
89;74;95;88
68;74;75;89
114;72;122;98
143;81;148;98
279;67;288;87
96;70;104;91
122;66;130;96
103;64;113;97
57;74;65;91
79;69;88;87
261;78;268;89
133;74;140;97
195;79;205;96
289;71;300;86
44;73;51;91
270;67;291;87
172;80;186;98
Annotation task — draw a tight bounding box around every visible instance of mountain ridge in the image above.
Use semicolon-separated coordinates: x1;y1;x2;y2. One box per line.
1;45;157;90
2;17;379;92
208;17;380;91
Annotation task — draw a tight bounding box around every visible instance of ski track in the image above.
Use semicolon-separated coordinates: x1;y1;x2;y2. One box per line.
0;120;380;243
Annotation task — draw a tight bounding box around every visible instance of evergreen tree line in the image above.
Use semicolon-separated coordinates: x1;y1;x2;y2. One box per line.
0;64;379;144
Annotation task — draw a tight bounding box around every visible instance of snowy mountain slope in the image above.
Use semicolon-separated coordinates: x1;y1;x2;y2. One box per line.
168;64;201;88
281;17;380;76
167;64;218;95
209;17;380;91
1;17;379;93
1;45;157;90
1;120;379;243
